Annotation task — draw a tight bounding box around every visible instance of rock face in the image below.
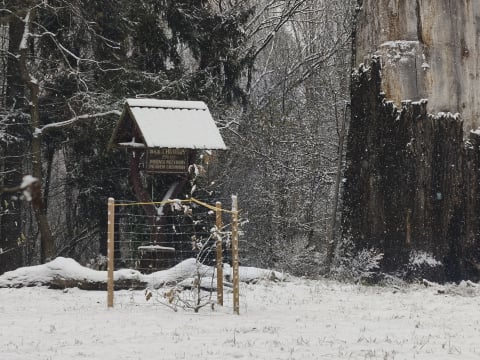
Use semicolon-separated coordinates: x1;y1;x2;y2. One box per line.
355;0;480;133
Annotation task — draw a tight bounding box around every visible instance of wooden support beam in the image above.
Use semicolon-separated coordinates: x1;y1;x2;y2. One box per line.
231;195;239;315
215;201;223;306
107;197;115;308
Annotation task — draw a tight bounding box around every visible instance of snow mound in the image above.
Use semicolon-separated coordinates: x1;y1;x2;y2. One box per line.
0;257;286;289
146;258;214;289
0;257;107;288
224;263;286;283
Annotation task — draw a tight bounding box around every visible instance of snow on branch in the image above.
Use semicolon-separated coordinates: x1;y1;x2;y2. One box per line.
37;110;121;134
19;10;32;51
29;21;124;73
20;175;39;189
0;175;39;197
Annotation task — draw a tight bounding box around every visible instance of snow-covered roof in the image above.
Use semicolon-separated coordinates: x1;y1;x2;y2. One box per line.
110;98;227;150
126;98;208;110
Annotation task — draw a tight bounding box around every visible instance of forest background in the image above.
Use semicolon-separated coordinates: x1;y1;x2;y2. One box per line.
0;0;354;276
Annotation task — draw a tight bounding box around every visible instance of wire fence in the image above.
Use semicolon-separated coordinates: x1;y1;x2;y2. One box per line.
113;204;231;273
107;196;242;313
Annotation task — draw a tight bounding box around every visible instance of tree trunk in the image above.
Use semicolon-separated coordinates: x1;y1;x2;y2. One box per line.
342;0;480;281
17;9;54;263
325;101;348;270
6;15;25;109
129;151;158;237
343;59;480;281
0;139;25;273
129;152;188;243
0;16;26;274
354;0;480;134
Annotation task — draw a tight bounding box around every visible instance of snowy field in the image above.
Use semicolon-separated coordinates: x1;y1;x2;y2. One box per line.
1;278;480;360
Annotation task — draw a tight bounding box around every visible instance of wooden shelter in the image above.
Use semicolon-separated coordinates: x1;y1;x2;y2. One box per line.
108;99;227;272
109;99;227;174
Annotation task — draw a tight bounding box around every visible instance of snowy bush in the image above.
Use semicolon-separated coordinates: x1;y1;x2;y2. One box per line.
272;238;323;277
287;250;323;277
408;250;442;268
406;250;443;281
148;223;222;312
331;238;384;283
86;254;107;270
153;261;216;313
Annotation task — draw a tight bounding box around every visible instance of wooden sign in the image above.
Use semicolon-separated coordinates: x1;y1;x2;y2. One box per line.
146;148;188;174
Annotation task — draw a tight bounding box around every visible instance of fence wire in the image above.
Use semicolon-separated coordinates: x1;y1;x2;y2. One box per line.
109;197;244;312
113;204;233;273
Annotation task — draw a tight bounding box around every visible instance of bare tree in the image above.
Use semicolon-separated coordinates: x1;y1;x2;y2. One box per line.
216;0;354;275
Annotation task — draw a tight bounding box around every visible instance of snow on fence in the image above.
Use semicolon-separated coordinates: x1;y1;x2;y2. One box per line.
107;196;241;313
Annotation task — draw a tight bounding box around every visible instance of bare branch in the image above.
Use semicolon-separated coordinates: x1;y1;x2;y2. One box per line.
37;110;121;134
250;0;309;61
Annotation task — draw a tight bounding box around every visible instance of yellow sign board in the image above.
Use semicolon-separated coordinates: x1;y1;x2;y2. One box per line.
146;148;188;174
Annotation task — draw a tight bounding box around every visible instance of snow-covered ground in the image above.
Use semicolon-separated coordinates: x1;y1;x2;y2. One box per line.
1;278;480;359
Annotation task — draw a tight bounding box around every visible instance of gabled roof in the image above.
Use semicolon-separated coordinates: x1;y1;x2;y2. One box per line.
109;99;227;150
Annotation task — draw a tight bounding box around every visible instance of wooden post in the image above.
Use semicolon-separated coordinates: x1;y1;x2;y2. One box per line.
107;197;115;308
215;201;224;306
231;195;239;314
